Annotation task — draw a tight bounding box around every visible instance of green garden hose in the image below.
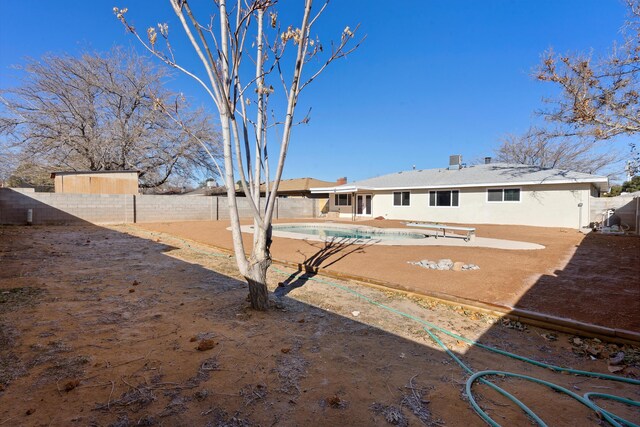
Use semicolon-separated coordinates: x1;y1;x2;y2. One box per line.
271;267;640;427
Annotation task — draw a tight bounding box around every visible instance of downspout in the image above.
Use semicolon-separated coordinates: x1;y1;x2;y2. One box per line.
578;202;583;231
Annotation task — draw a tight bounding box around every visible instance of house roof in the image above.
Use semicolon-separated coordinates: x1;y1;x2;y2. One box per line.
50;170;140;178
259;177;337;193
182;186;227;196
310;163;609;193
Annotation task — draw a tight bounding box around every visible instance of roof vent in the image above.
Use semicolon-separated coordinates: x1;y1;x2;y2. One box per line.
484;157;492;165
448;155;462;170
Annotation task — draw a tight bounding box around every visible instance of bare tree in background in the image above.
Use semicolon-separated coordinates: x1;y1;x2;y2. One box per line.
537;0;639;139
0;48;221;188
531;0;639;174
495;127;618;174
115;0;361;310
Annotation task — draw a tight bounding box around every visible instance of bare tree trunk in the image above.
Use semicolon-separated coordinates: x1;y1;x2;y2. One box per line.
116;0;361;311
245;225;272;310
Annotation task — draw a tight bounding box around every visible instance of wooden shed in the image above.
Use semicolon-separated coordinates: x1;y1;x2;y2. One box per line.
51;170;139;195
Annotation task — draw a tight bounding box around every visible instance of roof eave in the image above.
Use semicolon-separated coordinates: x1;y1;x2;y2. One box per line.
312;178;609;193
310;185;367;194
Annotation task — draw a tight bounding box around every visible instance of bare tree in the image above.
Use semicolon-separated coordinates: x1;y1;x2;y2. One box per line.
536;1;639;140
495;127;618;174
498;1;639;176
115;1;361;310
0;48;221;188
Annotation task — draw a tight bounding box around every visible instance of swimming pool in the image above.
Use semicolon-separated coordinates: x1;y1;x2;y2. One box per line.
271;224;427;241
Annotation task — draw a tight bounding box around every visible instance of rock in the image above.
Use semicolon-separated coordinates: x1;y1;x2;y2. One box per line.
352;311;360;317
196;339;217;351
437;259;453;270
609;351;625;366
452;262;465;272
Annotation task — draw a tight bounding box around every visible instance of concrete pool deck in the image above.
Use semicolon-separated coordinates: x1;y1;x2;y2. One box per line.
239;222;545;250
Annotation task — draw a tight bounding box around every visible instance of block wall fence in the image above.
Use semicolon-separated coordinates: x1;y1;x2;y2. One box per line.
0;189;318;225
589;195;639;232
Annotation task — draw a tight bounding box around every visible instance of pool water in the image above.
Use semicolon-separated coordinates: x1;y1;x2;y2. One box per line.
272;225;426;240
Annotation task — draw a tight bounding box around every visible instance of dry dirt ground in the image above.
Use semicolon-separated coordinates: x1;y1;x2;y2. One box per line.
0;224;639;426
138;219;640;333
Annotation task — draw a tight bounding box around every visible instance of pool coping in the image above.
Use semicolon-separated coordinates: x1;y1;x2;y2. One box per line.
238;222;545;250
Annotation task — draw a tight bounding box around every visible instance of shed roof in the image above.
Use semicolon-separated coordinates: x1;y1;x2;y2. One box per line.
50;170;140;178
310;163;609;193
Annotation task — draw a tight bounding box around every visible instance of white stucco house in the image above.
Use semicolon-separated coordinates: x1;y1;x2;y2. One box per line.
310;156;609;229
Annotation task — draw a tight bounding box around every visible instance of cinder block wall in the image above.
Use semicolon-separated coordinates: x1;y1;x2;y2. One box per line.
277;198;319;218
0;189;130;225
590;196;638;232
0;189;317;225
135;195;216;222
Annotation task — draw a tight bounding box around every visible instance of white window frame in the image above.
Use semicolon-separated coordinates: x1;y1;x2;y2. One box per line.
393;191;411;207
486;187;521;203
334;193;352;206
428;189;460;208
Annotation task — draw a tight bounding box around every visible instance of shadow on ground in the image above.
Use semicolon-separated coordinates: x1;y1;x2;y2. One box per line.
513;231;640;333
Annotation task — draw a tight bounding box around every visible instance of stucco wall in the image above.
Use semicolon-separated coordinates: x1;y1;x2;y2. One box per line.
332;184;594;228
327;194;354;217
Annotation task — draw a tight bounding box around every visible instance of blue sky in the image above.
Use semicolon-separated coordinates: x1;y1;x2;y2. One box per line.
0;1;631;183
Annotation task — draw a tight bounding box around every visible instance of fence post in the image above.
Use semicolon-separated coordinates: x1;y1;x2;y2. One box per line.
124;195;129;223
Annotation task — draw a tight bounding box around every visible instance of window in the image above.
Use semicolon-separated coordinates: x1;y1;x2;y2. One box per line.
487;189;502;202
504;189;520;202
429;190;459;207
393;191;410;206
334;194;352;206
487;188;520;202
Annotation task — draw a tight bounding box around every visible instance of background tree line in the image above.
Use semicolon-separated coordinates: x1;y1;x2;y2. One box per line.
0;48;221;190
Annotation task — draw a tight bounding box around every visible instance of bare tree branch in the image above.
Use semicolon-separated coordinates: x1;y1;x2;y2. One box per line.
0;48;221;188
115;0;361;310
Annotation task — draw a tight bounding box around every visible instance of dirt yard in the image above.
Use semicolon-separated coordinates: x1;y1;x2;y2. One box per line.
1;224;639;426
137;219;640;333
